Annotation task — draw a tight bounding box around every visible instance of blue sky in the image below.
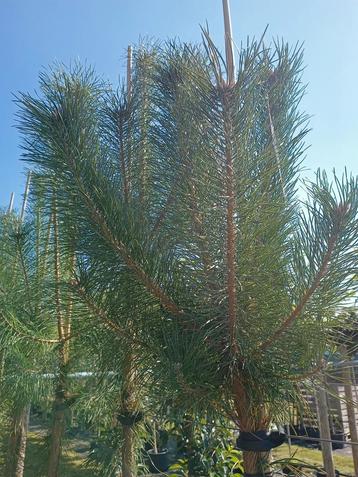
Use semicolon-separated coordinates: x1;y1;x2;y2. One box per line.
1;0;357;208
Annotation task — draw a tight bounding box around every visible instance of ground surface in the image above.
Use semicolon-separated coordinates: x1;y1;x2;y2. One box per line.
273;443;354;476
0;432;355;476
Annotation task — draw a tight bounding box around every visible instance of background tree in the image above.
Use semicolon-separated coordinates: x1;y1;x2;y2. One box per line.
0;209;54;477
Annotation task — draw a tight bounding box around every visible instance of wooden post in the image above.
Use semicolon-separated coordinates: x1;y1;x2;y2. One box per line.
222;0;235;85
316;381;336;477
286;423;292;457
343;363;358;475
7;192;15;214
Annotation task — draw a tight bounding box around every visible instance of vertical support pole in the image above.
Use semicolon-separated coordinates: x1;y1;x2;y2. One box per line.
343;363;358;476
286;423;292;457
7;192;15;214
126;45;133;197
20;171;32;223
316;381;335;477
127;45;133;100
222;0;235;85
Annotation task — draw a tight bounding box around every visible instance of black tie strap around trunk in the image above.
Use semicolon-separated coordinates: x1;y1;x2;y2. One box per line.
236;430;285;451
117;410;143;426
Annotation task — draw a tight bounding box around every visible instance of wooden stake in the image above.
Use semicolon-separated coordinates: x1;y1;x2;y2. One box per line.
316;381;336;477
7;192;14;214
286;423;292;457
222;0;235;85
20;171;32;223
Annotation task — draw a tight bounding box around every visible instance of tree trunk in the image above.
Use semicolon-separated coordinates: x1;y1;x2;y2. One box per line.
117;345;138;477
121;424;136;477
47;344;68;477
233;378;272;476
5;404;30;477
242;451;272;476
47;395;66;477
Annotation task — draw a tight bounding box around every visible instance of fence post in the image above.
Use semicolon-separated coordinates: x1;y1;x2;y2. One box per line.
316;380;336;477
343;363;358;476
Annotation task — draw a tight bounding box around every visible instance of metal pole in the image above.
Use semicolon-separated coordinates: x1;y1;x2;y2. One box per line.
222;0;235;85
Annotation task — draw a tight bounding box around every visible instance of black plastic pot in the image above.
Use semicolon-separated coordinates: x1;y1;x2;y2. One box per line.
302;426;320;447
306;426;320;438
289;424;304;444
331;431;346;450
148;448;169;473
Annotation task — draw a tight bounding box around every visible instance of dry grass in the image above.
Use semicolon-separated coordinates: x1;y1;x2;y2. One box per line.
0;431;95;477
273;443;354;476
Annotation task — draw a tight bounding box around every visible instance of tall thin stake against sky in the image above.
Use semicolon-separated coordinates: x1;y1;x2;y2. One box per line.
127;45;133;100
7;192;14;214
222;0;235;85
20;171;31;223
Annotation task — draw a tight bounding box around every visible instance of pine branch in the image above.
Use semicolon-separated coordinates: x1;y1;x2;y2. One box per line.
72;280;149;349
0;309;59;345
260;203;348;351
188;182;216;285
288;360;325;382
77;181;183;316
151;190;176;233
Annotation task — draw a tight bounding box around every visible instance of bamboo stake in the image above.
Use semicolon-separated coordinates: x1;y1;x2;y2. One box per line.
126;45;133;197
222;0;235;85
7;192;14;214
127;45;133;100
20;171;32;223
118;43;138;477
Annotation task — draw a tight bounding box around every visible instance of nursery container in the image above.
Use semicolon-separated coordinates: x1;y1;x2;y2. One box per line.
148;448;169;473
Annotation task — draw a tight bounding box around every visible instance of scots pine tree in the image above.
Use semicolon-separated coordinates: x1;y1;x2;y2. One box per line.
16;33;358;477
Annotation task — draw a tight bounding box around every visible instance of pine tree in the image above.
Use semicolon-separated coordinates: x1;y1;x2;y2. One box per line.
16;33;358;477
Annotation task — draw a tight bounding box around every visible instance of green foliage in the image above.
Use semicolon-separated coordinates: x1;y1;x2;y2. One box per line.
15;36;358;428
167;415;243;476
7;27;358;477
